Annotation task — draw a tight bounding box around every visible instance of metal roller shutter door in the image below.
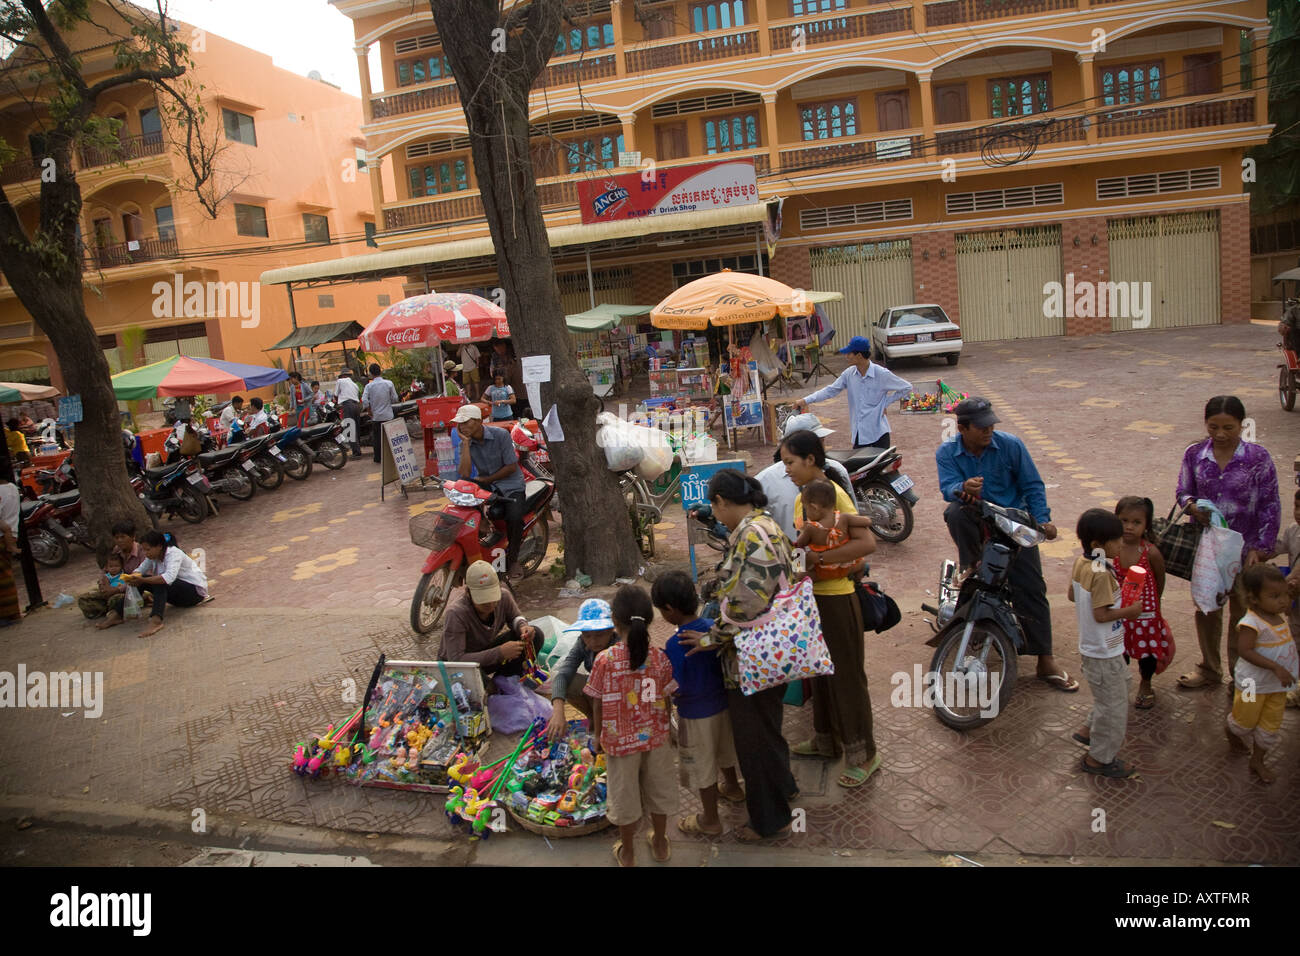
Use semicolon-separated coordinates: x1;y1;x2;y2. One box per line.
956;226;1064;342
809;240;914;343
1107;211;1219;330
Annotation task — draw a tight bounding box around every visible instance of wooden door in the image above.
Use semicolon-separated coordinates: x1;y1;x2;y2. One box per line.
875;90;910;131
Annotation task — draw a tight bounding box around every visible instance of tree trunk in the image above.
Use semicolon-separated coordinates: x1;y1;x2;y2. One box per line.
431;0;641;582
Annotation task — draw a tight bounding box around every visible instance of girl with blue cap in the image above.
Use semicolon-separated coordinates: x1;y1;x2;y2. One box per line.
547;598;617;742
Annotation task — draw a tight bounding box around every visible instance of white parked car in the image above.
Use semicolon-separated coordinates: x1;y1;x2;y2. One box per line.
870;303;963;367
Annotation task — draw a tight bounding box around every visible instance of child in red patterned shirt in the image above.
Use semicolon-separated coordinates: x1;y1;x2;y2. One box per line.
585;585;677;867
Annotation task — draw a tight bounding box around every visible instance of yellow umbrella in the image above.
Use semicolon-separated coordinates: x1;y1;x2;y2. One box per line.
650;270;812;330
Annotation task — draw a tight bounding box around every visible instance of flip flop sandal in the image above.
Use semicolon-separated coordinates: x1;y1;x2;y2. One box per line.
791;739;839;759
1080;755;1137;778
1039;671;1080;692
1135;693;1157;710
644;830;671;862
611;840;632;867
1176;670;1218;689
678;813;723;837
838;752;882;789
1071;732;1091;746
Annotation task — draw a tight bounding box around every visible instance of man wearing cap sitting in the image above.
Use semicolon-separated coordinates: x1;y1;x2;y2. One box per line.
935;397;1077;691
440;559;541;675
793;336;913;450
452;403;528;578
546;598;618;742
756;413;855;542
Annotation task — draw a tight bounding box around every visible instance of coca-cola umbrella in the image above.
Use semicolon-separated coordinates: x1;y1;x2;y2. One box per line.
358;293;510;352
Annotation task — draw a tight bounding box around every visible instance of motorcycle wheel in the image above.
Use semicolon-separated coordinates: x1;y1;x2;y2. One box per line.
30;528;69;568
411;565;459;640
254;455;285;490
284;446;312;480
928;621;1018;731
1280;366;1296;411
174;482;207;524
516;516;551;577
317;440;347;470
855;480;914;543
223;466;256;501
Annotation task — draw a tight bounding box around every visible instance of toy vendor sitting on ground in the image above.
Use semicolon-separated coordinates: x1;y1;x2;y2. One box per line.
439;560;542;679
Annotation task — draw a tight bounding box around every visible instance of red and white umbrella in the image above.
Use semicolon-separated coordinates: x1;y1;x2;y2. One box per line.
359;293;510;351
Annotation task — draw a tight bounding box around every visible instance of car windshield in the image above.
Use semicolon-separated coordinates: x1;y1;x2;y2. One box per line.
892;307;949;327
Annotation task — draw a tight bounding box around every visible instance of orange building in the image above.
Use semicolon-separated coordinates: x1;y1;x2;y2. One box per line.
291;0;1270;347
0;1;402;394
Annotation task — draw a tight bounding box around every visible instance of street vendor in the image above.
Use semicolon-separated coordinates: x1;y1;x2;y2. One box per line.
452;403;527;578
547;598;618;742
794;335;912;450
440;560;541;676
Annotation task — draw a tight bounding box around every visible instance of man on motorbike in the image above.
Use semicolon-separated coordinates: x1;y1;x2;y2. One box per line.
793;336;913;450
935;397;1077;692
451;404;527;578
1280;297;1300;354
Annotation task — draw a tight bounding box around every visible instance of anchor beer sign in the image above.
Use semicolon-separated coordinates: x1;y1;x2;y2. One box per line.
576;159;758;226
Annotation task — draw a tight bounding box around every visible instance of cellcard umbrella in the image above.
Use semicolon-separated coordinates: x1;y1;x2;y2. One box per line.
110;355;289;400
650;270;813;331
0;381;59;403
358;292;510;352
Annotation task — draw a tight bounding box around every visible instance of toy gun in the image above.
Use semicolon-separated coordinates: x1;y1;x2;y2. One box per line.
519;634;547;689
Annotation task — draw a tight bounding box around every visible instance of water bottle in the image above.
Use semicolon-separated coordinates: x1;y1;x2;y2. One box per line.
1120;566;1146;607
434;433;456;480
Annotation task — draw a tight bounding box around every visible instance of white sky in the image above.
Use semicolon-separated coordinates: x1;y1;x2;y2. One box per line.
132;0;384;97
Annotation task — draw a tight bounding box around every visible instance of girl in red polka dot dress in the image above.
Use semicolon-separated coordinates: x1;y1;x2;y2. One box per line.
1112;497;1175;710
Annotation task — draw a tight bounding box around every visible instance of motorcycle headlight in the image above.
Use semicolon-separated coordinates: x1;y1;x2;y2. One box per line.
995;514;1045;547
446;488;482;507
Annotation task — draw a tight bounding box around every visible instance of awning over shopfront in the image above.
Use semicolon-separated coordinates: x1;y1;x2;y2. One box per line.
1273;267;1300;283
565;303;652;333
263;320;365;351
258;202;775;289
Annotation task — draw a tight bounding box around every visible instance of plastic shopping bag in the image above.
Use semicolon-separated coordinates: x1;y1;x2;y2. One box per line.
596;413;645;472
486;675;553;734
123;585;143;619
1190;525;1243;614
634;441;673;481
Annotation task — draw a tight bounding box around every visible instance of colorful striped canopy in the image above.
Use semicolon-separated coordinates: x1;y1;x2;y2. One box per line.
0;381;59;404
110;355;289;400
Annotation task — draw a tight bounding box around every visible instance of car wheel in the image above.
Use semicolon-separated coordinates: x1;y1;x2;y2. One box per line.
946;352;960;366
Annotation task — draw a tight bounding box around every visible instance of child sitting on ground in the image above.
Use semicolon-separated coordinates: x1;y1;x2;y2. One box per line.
1225;564;1298;783
1068;509;1144;779
585;585;676;867
793;478;873;581
651;570;745;838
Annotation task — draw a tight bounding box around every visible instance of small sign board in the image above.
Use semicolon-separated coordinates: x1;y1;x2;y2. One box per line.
57;395;83;425
381;418;422;498
680;459;745;580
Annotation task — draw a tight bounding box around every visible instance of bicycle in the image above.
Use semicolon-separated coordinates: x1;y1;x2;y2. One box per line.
618;460;727;559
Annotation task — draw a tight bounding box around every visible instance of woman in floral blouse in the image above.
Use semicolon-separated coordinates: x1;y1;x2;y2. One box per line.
677;469;798;841
1175;395;1281;690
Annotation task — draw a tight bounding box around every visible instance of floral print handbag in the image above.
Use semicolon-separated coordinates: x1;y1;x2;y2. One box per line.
722;522;835;696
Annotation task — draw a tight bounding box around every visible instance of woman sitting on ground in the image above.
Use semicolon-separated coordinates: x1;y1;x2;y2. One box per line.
122;530;209;638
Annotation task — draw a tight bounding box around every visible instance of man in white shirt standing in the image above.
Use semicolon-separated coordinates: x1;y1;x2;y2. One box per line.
794;335;912;450
459;342;481;400
333;370;362;458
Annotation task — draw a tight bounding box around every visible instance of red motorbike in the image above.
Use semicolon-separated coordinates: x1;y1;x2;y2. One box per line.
511;419;552;480
408;475;555;639
18;497;69;567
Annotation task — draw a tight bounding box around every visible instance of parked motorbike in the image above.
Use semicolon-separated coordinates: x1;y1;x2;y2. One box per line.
297;421;348;470
130;456;211;526
269;423;314;480
408;475;555;639
36;489;94;553
19;498;69;567
826;445;918;543
22;455;77;500
920;498;1046;731
227;423;287;490
511;419;552;480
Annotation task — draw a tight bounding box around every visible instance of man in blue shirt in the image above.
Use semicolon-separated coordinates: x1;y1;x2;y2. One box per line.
361;363;400;464
452;404;528;577
935;397;1077;692
793;336;912;449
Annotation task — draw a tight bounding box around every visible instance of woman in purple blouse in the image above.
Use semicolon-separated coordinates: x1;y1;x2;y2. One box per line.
1174;396;1281;690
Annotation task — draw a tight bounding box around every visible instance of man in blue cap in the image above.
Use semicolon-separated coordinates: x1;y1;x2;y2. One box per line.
793;335;913;449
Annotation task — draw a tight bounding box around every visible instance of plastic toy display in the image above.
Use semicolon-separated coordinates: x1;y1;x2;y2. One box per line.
899;380;969;414
502;718;610;836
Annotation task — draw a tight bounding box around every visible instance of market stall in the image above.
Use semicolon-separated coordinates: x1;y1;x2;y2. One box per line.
565;303;652;398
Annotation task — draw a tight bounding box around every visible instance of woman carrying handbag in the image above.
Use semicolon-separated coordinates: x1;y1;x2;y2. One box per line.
679;470;799;842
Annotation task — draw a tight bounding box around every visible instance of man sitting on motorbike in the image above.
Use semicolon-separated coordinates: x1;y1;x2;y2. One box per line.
935;397;1078;692
1280;297;1300;355
451;404;527;579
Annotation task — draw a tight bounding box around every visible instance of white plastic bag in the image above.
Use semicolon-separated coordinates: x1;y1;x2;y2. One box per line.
123;585;143;619
1190;525;1243;614
635;441;673;481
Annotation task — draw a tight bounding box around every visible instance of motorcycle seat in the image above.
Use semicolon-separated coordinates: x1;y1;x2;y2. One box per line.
43;490;81;509
198;448;240;467
19;499;41;519
826;446;896;472
523;479;551;514
145;464;184;480
299;423;335;440
392;401;418;417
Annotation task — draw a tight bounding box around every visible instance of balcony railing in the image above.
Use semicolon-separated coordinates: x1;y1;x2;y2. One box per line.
1097;96;1256;138
769;6;912;49
384;192;484;230
78;130;165;169
935;115;1088;155
535;53;618;90
625;28;758;73
89;235;178;270
778;133;922;172
371;79;460;119
538;179;578;208
924;0;1077;28
0;155;40;186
